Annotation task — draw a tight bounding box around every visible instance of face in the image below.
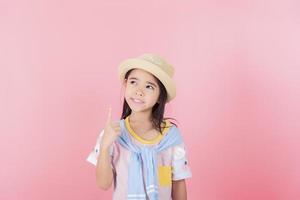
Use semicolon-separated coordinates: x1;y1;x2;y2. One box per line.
124;69;160;113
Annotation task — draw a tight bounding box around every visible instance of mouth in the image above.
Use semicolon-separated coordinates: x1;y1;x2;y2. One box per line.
130;98;145;104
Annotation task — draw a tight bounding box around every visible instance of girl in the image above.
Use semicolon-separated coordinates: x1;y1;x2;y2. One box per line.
87;53;192;200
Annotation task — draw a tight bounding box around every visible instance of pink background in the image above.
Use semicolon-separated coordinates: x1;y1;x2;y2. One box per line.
1;0;300;199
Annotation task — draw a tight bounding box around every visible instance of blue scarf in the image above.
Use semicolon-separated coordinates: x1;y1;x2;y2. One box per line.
117;119;183;200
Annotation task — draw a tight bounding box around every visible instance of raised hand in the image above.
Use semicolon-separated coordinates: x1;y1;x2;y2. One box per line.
100;107;121;151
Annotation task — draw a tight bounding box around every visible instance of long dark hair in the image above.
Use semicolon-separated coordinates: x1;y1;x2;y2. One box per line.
120;69;177;134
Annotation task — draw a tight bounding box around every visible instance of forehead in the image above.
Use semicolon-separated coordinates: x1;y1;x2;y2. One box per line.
128;69;158;83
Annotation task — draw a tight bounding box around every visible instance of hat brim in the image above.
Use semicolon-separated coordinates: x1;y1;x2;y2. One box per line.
118;58;176;102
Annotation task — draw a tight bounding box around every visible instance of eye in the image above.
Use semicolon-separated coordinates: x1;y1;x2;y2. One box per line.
146;85;154;90
129;80;136;84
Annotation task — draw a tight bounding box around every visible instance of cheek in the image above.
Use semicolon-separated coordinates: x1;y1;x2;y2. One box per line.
124;85;133;95
148;91;160;102
124;88;131;100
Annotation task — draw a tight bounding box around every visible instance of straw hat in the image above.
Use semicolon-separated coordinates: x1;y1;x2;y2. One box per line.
118;53;176;102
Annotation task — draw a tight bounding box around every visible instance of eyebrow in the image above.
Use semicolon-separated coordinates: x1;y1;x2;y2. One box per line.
128;77;158;88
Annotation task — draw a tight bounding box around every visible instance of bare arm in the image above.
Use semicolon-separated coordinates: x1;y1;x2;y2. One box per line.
95;108;121;190
172;179;187;200
95;147;114;190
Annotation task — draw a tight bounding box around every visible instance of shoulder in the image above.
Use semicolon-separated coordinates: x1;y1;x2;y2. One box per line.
167;123;183;138
164;119;181;133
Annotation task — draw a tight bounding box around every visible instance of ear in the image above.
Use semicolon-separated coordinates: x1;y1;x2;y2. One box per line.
123;79;127;87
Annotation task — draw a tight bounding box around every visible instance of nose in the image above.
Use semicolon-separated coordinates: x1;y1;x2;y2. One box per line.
135;88;144;97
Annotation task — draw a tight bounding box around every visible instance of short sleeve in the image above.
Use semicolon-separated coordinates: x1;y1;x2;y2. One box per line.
86;129;114;166
172;143;192;181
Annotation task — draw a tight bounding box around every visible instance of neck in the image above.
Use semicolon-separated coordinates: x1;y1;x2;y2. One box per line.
129;110;152;124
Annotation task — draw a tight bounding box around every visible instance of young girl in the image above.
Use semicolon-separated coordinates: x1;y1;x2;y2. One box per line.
87;53;192;200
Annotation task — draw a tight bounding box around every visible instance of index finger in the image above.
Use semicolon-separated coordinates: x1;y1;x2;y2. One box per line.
106;107;112;124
